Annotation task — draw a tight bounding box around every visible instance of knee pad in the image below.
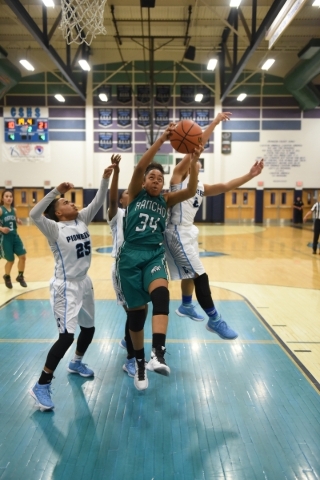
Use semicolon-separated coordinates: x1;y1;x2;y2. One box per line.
150;286;169;316
128;309;146;332
46;333;74;371
77;326;95;354
194;273;213;310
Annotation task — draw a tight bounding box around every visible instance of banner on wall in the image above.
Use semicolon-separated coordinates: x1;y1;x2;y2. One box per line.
117;132;132;151
2;143;50;162
195;109;209;127
180;86;195;104
137;109;151;128
155;109;169;127
137;85;150;104
156;85;170;104
221;132;232;154
196;86;211;104
180;109;193;121
117;109;131;127
117;85;132;104
99;108;112;127
99;133;113;150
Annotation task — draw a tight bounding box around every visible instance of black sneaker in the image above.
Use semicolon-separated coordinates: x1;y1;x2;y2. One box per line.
16;275;27;287
147;346;170;376
3;275;13;289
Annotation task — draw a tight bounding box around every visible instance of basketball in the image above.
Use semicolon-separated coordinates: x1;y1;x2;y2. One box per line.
170;120;203;154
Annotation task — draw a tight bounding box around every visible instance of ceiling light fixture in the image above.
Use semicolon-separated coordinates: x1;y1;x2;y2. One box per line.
195;93;203;102
266;0;308;50
78;59;91;71
19;59;35;71
237;93;247;101
42;0;55;6
230;0;241;7
99;93;108;102
261;59;275;70
312;0;320;6
55;94;65;102
207;58;218;71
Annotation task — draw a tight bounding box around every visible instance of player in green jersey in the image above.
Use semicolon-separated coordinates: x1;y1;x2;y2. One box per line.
0;189;27;289
117;124;203;390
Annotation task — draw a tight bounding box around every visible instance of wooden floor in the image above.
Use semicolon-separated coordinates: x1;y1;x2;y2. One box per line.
1;222;319;388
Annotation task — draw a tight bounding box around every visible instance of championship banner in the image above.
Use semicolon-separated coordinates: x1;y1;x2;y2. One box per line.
180;109;193;121
195;109;209;127
117;109;131;127
137;109;151;128
180;85;195;104
221;132;232;154
155;109;169;127
117;132;132;151
196;86;211;104
99;85;112;102
99;108;112;127
137;85;150;104
99;133;113;150
156;85;170;104
117;85;132;104
2;143;50;162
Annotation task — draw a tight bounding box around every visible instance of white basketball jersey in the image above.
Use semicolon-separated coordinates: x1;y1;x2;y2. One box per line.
167;177;204;227
50;219;91;280
107;208;125;258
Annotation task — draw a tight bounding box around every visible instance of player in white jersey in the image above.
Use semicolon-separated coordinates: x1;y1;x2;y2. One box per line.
164;112;264;339
106;155;148;378
29;164;115;411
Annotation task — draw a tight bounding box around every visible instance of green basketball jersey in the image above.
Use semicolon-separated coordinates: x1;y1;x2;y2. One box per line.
124;188;167;246
0;206;17;233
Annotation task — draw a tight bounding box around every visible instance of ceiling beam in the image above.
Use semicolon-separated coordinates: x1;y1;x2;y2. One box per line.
4;0;86;100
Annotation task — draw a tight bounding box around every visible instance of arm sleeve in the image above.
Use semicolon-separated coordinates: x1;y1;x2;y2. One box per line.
29;189;60;242
78;178;110;226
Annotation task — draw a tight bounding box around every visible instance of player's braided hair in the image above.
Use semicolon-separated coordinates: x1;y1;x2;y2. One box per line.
144;162;164;177
44;198;60;222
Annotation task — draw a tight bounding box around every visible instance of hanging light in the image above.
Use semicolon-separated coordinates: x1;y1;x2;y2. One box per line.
207;58;218;71
78;59;91;71
261;59;275;70
237;93;247;101
99;93;108;102
195;93;203;102
55;94;65;102
19;59;35;71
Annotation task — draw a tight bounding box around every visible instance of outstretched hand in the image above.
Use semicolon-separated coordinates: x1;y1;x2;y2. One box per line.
110;154;121;174
56;182;75;194
250;159;264;177
215;112;232;124
103;164;116;179
160;122;176;143
191;145;204;163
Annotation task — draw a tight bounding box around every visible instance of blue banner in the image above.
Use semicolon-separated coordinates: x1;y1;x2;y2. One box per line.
155;109;169;127
117;132;132;151
117;109;131;127
195;109;209;127
99;108;112;127
137;109;151;128
99;85;112;102
137;85;150;104
196;86;211;104
99;133;113;150
180;85;195;104
117;85;132;104
156;85;170;104
180;109;193;121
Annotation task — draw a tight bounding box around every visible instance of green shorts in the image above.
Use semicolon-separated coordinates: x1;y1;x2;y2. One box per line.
117;242;168;309
2;232;26;262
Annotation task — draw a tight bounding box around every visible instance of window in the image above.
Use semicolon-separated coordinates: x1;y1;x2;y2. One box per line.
243;192;248;205
32;191;37;204
281;192;286;205
71;192;76;203
232;192;237;205
270;193;276;205
21;191;27;204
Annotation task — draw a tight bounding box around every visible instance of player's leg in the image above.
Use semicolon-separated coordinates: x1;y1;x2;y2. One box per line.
13;235;27;287
2;235;14;288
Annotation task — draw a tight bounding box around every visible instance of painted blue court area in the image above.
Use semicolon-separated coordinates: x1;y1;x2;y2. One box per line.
0;299;319;480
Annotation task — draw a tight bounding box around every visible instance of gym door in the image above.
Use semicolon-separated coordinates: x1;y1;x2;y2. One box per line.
225;189;255;222
263;190;294;223
13;188;44;219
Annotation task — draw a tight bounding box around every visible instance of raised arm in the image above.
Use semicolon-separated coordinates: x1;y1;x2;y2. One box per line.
128;124;175;202
203;159;264;197
29;188;62;242
107;154;121;221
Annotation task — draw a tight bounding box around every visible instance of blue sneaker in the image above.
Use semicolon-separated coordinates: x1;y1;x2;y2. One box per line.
123;357;136;377
176;304;204;322
206;315;238;340
119;338;127;349
30;382;54;411
67;361;94;377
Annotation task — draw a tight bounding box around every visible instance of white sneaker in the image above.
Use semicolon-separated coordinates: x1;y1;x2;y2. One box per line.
147;347;170;376
134;359;148;391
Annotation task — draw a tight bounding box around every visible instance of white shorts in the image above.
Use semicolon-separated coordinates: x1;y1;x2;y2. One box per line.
164;225;205;280
50;276;95;334
111;262;126;306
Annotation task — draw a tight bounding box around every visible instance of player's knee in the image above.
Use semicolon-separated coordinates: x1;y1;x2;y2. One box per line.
77;326;95;354
150;286;169;316
128;309;146;332
194;273;213;309
46;332;74;371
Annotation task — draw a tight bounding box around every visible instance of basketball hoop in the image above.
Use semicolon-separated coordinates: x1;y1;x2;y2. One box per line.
60;0;108;46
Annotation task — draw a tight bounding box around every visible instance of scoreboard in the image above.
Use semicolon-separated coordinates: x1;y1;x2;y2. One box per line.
4;117;49;143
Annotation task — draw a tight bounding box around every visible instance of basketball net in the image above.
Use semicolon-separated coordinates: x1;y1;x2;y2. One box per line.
60;0;108;46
